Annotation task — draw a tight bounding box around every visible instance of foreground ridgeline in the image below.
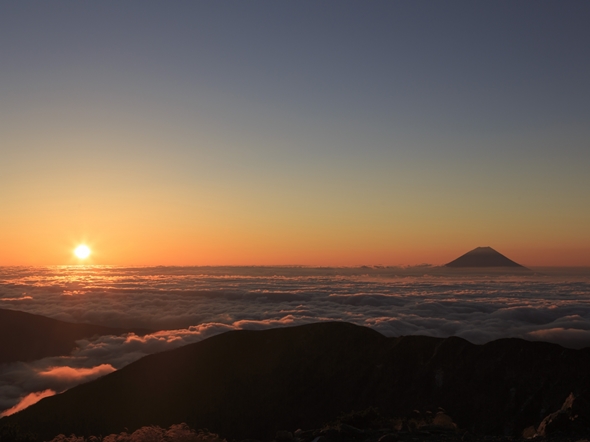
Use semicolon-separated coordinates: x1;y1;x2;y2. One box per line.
1;322;590;441
444;247;525;268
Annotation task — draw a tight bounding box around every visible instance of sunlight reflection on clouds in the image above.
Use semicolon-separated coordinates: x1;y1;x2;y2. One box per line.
1;266;589;348
1;266;590;414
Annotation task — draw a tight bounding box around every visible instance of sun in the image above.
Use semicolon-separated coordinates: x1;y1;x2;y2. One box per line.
74;245;91;260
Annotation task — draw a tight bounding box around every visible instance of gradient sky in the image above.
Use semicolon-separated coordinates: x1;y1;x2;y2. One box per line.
1;1;589;266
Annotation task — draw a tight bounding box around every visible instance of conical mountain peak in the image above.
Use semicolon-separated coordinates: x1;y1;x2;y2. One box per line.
445;247;524;268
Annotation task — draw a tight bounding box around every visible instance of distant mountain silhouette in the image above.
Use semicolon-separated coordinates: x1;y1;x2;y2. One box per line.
2;322;589;441
0;308;151;364
445;247;524;268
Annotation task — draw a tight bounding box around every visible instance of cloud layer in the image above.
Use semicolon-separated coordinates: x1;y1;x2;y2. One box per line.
1;266;589;414
0;389;55;417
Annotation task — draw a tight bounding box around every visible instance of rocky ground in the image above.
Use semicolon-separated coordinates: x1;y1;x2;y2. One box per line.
39;405;590;442
288;423;589;442
285;405;590;442
39;423;590;442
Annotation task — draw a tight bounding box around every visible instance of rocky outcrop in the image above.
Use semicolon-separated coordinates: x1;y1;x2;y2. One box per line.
536;392;590;438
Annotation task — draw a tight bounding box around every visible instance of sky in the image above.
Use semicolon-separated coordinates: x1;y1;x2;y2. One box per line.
1;1;589;266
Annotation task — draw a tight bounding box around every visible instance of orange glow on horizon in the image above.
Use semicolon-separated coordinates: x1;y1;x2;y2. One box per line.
0;228;589;267
0;213;588;267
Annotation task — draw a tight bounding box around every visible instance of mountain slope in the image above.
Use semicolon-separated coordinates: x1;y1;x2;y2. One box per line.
2;322;589;441
0;308;151;364
445;247;524;268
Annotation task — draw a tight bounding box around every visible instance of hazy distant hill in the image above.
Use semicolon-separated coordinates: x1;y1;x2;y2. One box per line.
445;247;525;268
0;308;151;364
2;322;589;441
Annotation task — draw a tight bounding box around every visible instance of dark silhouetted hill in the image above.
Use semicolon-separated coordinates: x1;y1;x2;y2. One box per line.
0;308;151;364
2;322;589;441
445;247;524;268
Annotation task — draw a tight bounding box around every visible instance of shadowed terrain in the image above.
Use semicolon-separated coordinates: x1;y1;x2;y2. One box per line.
2;322;589;441
445;247;525;268
0;308;152;364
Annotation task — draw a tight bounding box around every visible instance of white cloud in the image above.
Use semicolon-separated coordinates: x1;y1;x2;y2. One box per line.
1;266;589;414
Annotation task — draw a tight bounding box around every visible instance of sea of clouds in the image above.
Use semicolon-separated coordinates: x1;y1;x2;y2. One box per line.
1;265;589;415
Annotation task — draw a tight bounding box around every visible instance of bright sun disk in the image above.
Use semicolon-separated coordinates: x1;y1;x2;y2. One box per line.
74;245;91;259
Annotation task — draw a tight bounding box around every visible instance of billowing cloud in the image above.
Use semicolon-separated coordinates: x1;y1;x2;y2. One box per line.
1;266;589;415
0;389;55;417
72;323;236;368
526;327;590;348
0;296;32;302
39;364;116;383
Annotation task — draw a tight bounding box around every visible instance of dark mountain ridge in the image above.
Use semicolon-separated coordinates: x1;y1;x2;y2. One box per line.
445;247;525;268
0;308;151;364
2;322;589;441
